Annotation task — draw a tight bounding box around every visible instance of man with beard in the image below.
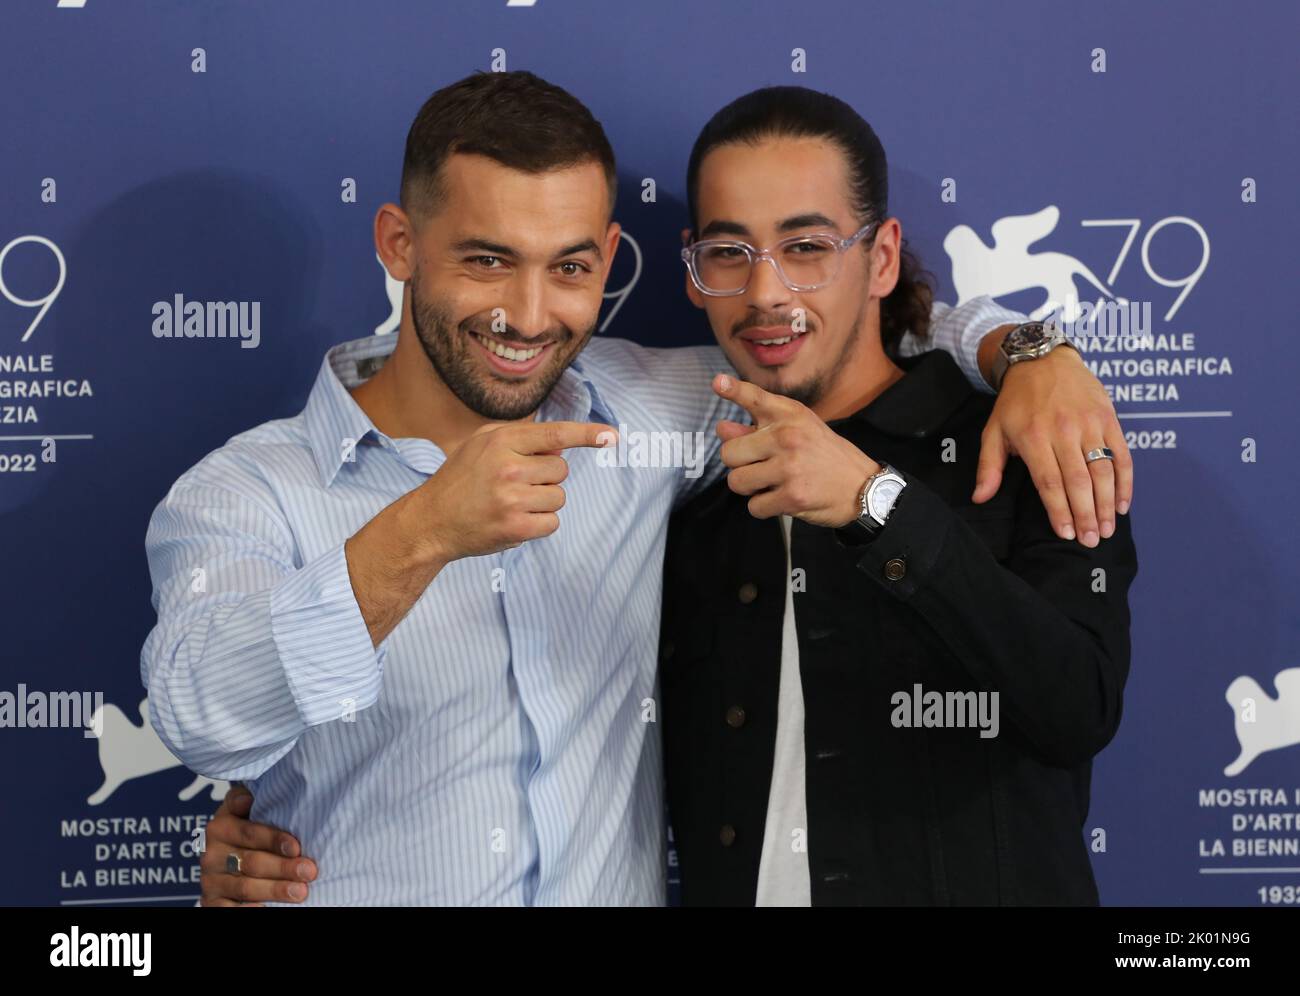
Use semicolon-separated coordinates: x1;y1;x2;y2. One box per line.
657;86;1136;905
144;72;1130;905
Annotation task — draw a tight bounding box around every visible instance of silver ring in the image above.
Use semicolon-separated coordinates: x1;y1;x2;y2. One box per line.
1084;447;1115;463
225;852;242;875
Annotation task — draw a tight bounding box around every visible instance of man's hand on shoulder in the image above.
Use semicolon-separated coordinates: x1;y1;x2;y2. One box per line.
976;328;1133;547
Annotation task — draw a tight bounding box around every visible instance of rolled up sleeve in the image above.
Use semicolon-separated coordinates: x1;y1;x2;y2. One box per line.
141;476;388;782
899;297;1028;394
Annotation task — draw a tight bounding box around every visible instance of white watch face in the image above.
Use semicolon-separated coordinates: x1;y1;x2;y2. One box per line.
870;477;904;521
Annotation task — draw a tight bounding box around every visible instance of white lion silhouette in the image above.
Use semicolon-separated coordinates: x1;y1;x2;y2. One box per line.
1223;668;1300;776
944;205;1122;322
86;697;227;805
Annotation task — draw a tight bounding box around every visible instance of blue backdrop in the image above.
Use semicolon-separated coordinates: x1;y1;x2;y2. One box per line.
2;0;1297;907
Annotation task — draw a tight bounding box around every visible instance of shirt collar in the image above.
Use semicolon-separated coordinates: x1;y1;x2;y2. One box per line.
303;334;397;488
836;349;975;439
553;350;620;427
303;334;620;489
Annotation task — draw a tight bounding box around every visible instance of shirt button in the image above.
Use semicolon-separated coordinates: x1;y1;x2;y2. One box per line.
884;558;907;581
737;582;759;604
725;705;746;728
719;824;737;847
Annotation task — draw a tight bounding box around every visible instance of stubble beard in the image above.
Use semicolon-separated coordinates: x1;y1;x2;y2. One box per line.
408;268;596;422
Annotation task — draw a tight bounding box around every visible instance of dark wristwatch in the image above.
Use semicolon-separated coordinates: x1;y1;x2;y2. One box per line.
852;463;907;538
988;320;1077;392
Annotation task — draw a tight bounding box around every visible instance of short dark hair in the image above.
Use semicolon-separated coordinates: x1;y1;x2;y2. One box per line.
400;70;617;220
686;86;934;352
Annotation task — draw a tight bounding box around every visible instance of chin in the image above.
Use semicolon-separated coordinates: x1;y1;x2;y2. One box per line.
758;359;809;390
747;369;787;393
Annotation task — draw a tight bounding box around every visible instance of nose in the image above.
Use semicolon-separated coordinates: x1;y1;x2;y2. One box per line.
503;269;552;339
746;252;793;313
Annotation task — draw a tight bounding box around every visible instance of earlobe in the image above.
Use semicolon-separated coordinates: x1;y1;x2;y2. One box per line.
871;219;903;297
684;270;705;310
872;255;901;298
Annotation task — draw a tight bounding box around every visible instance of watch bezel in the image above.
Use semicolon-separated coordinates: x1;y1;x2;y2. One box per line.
991;319;1074;390
1004;320;1060;356
856;464;907;533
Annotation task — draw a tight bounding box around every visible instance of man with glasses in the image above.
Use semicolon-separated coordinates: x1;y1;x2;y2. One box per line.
171;74;1132;905
661;86;1137;905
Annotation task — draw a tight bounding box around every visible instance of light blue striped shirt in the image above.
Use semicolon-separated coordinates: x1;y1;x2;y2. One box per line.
140;297;1022;905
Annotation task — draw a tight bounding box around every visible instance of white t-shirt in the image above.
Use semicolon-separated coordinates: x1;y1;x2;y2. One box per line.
754;515;813;905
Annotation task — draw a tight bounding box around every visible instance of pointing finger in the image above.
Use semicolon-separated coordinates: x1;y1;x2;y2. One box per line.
712;374;787;426
509;421;619;455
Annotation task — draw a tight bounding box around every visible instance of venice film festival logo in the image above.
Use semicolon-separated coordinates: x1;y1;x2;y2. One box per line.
1224;669;1300;777
942;204;1209;329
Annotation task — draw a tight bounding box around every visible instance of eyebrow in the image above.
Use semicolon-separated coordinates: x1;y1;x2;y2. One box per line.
776;212;838;233
699;212;840;239
452;238;518;257
554;239;602;262
699;219;750;238
451;237;603;262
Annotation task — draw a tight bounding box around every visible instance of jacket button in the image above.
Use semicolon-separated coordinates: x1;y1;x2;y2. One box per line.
884;558;907;581
725;705;746;728
719;824;737;847
660;641;675;662
737;582;758;604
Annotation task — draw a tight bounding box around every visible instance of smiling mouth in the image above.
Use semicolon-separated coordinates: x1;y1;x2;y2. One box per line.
471;332;548;363
736;326;810;367
749;331;805;346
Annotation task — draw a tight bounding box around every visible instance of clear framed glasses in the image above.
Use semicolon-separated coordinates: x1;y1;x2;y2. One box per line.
681;221;879;296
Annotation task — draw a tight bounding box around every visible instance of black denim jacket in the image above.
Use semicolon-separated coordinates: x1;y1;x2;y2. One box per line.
659;349;1138;905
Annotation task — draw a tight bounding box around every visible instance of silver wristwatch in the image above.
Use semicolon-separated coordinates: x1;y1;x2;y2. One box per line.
853;463;907;537
988;320;1077;392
